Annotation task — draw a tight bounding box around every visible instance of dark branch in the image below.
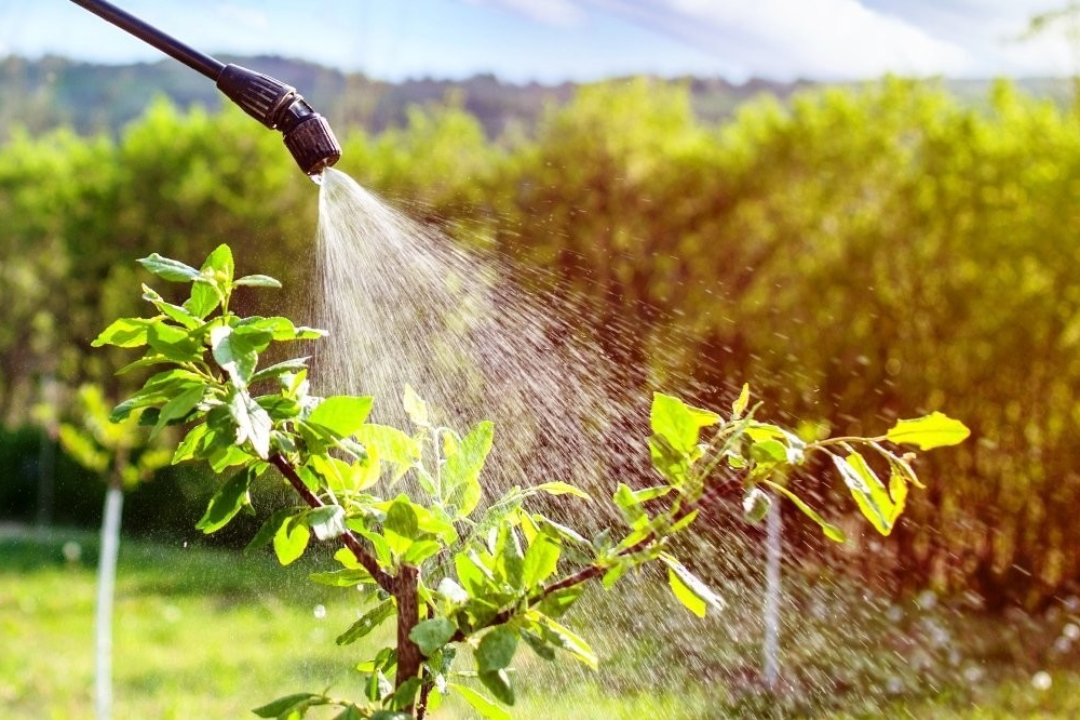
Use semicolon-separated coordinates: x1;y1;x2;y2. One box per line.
269;452;395;591
448;478;733;642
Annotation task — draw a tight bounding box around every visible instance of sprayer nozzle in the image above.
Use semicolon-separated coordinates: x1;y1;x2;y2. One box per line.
216;63;342;176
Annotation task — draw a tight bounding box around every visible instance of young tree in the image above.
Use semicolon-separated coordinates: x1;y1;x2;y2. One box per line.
58;384;172;720
94;245;968;719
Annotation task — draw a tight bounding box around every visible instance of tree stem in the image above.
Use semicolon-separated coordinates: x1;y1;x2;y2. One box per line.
395;564;422;710
268;452;394;591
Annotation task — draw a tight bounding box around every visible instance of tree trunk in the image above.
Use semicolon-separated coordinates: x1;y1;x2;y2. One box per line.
394;564;422;713
762;500;782;690
95;480;124;720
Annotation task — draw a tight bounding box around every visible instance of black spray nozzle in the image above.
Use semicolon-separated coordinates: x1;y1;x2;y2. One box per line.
69;0;341;177
216;64;341;176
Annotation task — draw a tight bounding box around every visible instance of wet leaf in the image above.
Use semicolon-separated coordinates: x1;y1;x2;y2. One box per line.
886;412;970;450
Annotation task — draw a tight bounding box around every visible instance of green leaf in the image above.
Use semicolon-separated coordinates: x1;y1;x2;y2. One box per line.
477;626;518;673
141;284;200;329
662;555;724;618
137;253;203;283
442;420;494;517
613;483;647;529
307;396;374;437
762;481;846;542
211;325;258;387
650;393;719;454
202;244;235;284
185;281;219;319
234;274;282;288
252;693;324;718
92;318;153;348
228;388;273;459
307;505;347;541
403;384;429;427
151;384;205;439
529;612;597;669
833;453;895;535
410;617;457;656
732;383;750;418
146;322;202;363
245;508;294;552
384;495;420;556
333;707;367;720
522;536;560;588
449;683;511;720
355;424;420;478
309;568;375;587
402;539;442;564
250;357;310;385
521;629;557;661
750;439;787;464
531;481;591;500
273;517;310;566
479;669;515;705
885;412;970;450
196;470;252;534
336;598;395;645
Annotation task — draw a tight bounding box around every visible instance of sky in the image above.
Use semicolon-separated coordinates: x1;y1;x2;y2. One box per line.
0;0;1075;83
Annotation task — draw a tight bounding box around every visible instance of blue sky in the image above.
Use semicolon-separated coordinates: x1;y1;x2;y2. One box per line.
0;1;1074;83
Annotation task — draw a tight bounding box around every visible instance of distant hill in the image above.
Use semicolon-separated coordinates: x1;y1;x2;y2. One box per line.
0;55;1073;142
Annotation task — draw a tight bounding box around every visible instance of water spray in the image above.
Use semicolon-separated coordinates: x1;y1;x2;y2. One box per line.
69;0;342;177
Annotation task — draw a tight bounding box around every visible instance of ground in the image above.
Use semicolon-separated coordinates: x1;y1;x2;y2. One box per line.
2;526;1078;719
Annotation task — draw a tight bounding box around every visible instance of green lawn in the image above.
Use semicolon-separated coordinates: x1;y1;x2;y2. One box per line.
2;526;1078;719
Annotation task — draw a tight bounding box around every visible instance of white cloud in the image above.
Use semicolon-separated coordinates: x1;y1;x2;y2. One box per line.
579;0;972;79
464;0;587;28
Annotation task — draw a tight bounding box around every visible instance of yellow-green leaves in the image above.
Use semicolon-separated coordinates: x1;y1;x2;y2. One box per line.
227;387;272;459
441;420;495;518
732;383;750;418
662;554;724;618
336;599;395;646
306;396;374;437
272;516;310;566
195;469;252;534
449;683;512;720
522;536;561;588
762;481;847;543
92;318;153;348
886;412;970;450
409;618;457;656
650;392;719;454
832;452;904;536
137;252;204;283
403;384;429;427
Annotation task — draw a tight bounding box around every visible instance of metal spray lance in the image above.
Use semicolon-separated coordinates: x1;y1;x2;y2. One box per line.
69;0;342;177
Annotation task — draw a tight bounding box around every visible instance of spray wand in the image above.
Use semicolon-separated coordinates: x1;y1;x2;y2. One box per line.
69;0;342;177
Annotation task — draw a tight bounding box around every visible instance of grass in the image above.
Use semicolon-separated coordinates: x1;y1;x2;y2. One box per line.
3;525;1080;719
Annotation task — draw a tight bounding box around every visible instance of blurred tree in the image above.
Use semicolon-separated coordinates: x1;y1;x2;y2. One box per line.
59;384;171;720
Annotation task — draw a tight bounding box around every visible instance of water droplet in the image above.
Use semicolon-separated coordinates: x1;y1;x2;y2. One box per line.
62;540;82;563
313;604;327;619
1064;623;1080;641
163;604;182;623
1032;671;1052;690
916;589;937;611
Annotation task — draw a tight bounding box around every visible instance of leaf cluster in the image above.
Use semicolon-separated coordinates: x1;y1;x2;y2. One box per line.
97;246;968;719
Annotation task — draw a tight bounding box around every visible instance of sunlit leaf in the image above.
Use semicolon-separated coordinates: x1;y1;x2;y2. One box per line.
886;412;970;450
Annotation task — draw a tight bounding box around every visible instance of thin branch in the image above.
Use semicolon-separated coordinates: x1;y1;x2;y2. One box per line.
448;477;733;643
269;452;395;591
